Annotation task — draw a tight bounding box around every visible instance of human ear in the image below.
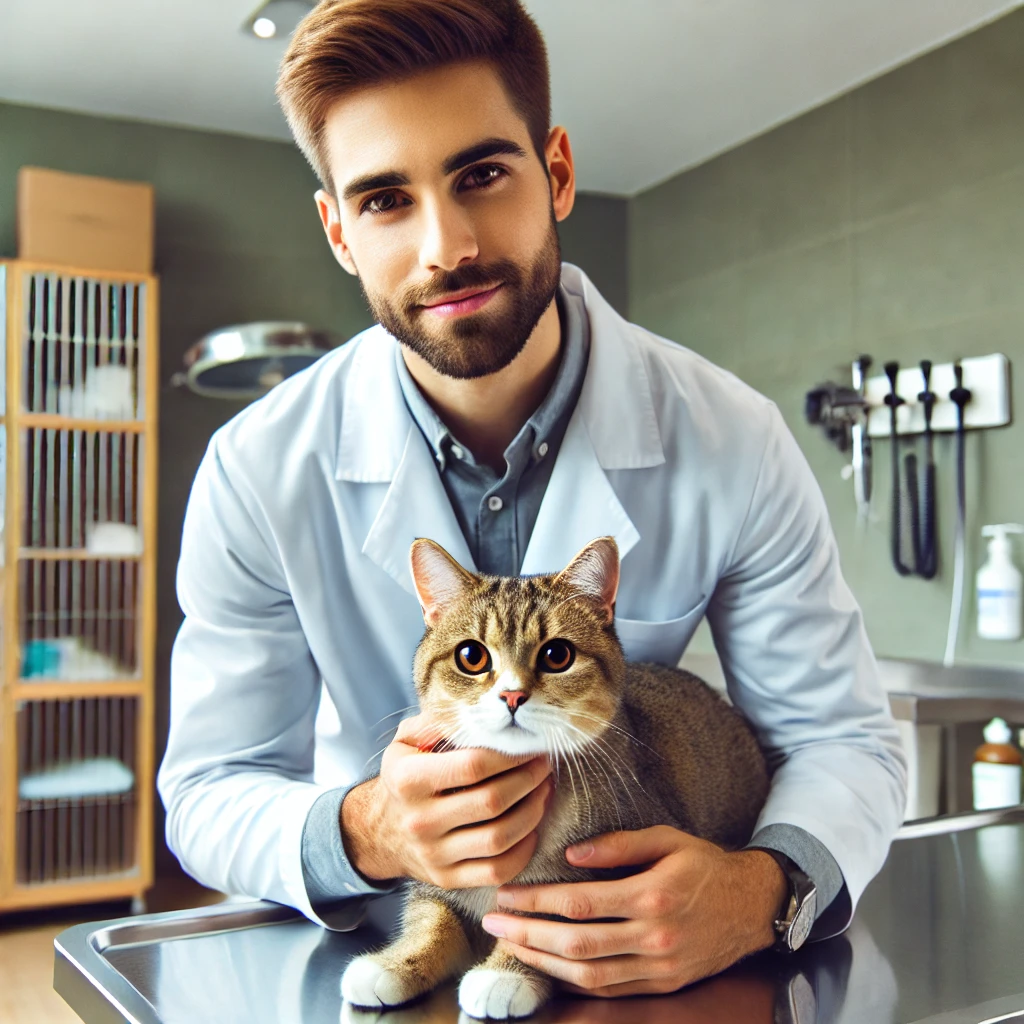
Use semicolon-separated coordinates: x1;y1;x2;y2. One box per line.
314;189;359;277
544;126;576;224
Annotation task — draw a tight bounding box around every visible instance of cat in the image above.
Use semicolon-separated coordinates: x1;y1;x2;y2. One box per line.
341;536;770;1020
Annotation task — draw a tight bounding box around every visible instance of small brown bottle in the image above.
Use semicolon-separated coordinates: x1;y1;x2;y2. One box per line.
972;717;1023;810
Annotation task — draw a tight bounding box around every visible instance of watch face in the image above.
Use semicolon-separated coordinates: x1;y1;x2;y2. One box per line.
788;899;815;950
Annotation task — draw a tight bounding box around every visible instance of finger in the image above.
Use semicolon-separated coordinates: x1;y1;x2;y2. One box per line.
500;941;650;990
394;713;442;748
440;830;539;888
438;759;552;827
437;778;551;862
494;876;641;919
385;744;544;804
565;826;685;869
480;915;651;959
430;748;545;793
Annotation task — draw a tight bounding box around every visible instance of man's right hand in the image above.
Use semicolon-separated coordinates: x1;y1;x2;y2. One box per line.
340;714;553;889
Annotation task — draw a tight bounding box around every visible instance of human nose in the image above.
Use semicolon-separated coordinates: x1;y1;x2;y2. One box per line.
418;195;479;272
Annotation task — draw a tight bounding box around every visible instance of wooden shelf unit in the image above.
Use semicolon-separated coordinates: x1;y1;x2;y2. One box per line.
0;259;158;913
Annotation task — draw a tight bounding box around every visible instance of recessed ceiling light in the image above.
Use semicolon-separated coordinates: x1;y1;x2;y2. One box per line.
244;1;316;40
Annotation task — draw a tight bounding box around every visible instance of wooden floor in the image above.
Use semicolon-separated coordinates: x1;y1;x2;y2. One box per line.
0;875;225;1024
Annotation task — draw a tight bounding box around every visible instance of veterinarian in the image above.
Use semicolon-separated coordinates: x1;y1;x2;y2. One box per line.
159;0;907;1000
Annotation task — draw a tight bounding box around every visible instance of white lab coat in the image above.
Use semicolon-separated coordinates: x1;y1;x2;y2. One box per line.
159;264;906;930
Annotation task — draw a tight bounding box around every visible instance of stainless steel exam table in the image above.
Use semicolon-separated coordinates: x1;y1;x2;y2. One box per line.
55;807;1024;1024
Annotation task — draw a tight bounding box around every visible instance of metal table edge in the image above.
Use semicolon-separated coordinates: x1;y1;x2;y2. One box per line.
53;900;301;1024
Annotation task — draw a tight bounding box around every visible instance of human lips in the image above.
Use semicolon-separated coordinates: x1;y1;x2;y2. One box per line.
419;284;503;318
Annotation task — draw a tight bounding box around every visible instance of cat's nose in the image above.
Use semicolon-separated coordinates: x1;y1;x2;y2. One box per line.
498;690;529;712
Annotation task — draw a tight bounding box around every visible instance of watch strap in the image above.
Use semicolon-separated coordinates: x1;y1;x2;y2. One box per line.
749;846;817;952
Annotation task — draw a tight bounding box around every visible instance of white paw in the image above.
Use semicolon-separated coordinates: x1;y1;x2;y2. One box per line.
341;955;420;1009
457;968;546;1020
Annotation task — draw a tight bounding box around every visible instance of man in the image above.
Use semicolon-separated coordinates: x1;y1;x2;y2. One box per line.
159;0;906;1002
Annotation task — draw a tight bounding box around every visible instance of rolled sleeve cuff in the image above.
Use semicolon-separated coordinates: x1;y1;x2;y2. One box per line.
746;822;852;941
300;785;399;930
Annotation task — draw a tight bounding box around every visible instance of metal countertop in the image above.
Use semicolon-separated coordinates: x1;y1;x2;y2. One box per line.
55;808;1024;1024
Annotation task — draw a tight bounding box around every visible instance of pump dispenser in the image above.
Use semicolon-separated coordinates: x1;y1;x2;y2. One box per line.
972;717;1022;810
976;524;1024;640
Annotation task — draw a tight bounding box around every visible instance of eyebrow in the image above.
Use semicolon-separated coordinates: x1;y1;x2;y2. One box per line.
442;137;528;175
340;137;529;203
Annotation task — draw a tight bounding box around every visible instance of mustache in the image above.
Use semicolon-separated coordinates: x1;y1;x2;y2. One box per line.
405;259;522;309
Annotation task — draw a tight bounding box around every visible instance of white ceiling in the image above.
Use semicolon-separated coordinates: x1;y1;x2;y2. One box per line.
1;0;1021;196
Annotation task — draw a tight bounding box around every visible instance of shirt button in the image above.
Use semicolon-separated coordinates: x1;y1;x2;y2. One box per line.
537;441;550;459
451;444;465;460
487;496;504;512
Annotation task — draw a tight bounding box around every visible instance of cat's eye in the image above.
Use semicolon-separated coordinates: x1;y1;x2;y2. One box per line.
538;639;575;673
455;641;492;675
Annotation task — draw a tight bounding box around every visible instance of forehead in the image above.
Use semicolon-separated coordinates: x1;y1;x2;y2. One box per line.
323;61;532;187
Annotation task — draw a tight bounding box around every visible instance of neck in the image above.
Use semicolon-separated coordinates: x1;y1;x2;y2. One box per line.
401;297;562;473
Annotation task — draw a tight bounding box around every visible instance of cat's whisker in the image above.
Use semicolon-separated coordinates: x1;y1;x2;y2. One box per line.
554;719;650;824
566;711;664;762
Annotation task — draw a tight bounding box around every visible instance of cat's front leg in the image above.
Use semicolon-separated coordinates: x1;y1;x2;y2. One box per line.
458;940;553;1020
341;891;473;1009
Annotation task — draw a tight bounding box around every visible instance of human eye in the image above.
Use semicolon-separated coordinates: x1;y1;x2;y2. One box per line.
361;191;410;216
458;164;507;191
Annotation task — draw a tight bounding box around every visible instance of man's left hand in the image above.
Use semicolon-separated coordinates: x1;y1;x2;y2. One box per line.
480;825;788;998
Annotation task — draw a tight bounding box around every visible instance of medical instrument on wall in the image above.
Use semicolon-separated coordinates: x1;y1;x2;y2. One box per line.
803;380;867;455
883;362;913;576
170;322;342;400
850;355;872;520
943;362;972;665
903;361;938;579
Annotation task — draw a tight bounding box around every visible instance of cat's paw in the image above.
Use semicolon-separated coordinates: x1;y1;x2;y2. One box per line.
341;955;423;1009
457;968;548;1020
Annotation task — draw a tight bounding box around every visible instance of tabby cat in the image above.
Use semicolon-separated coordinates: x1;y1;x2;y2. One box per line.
341;536;770;1019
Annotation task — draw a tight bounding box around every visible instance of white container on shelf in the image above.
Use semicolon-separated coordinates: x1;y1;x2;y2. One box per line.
976;524;1024;641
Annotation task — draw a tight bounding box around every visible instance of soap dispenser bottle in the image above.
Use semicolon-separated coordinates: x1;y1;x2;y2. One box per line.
972;717;1022;810
976;524;1024;641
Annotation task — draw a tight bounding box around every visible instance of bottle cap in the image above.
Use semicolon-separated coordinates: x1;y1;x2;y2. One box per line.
983;717;1012;745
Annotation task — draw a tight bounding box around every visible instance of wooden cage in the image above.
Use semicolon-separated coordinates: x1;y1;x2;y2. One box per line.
0;259;157;913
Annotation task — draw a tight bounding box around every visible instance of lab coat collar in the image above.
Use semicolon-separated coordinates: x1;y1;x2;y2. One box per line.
338;264;661;592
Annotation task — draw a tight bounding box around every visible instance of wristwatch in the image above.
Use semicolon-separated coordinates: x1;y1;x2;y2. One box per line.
749;847;817;953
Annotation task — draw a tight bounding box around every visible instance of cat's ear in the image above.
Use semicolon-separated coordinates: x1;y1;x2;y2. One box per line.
554;536;620;624
409;539;476;626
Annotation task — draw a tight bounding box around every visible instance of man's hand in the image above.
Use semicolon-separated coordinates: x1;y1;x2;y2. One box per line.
341;714;553;889
479;826;788;998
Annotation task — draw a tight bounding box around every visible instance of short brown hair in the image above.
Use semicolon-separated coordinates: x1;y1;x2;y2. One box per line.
277;0;551;193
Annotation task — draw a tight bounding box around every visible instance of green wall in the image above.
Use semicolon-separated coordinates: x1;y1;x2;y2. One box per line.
629;8;1024;669
0;100;629;870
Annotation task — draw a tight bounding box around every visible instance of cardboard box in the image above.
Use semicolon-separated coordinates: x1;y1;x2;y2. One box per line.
17;167;154;274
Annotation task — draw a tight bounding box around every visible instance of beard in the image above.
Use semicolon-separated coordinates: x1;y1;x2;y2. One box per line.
358;218;562;380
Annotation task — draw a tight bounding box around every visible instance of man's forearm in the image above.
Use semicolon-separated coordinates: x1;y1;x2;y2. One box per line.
340;777;404;883
299;782;399;926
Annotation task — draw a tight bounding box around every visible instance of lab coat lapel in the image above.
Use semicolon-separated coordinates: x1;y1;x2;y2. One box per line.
520;265;664;576
336;327;476;594
520;411;640;576
361;426;477;594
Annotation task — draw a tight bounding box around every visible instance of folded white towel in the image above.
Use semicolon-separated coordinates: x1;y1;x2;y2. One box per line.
19;758;135;801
